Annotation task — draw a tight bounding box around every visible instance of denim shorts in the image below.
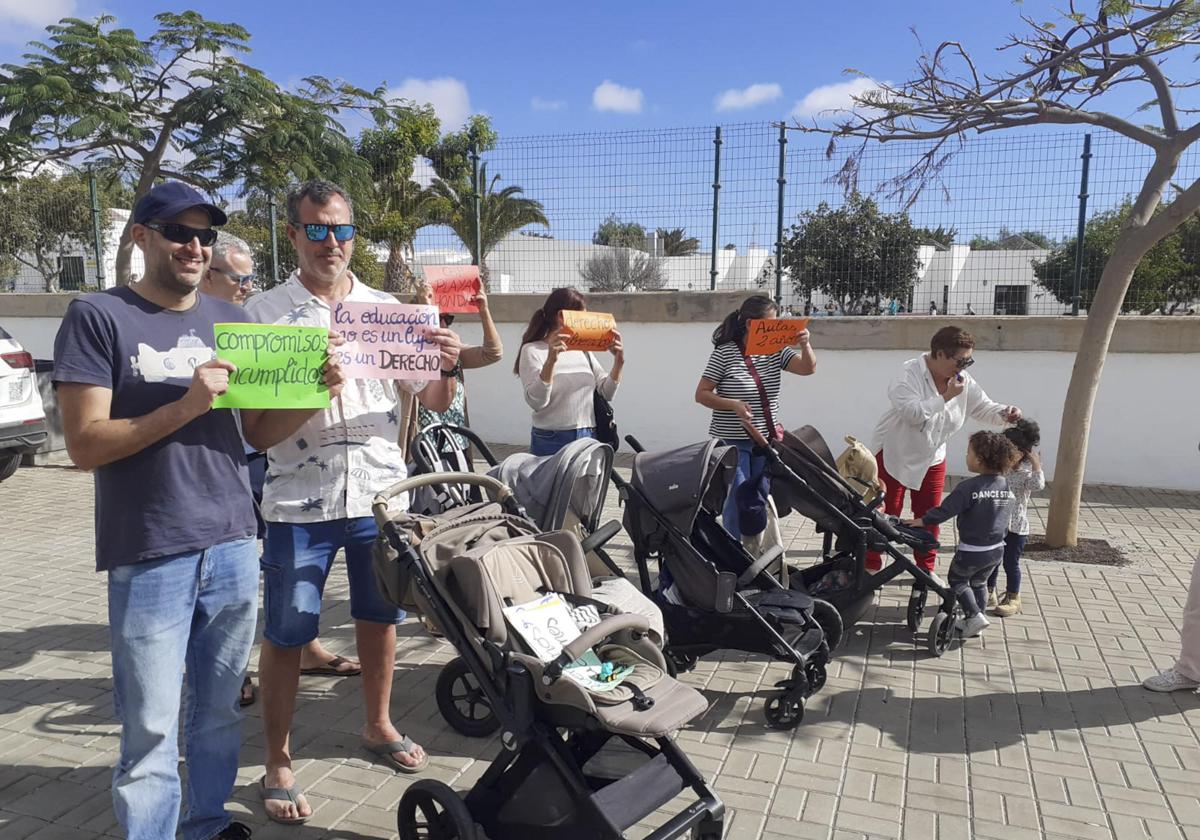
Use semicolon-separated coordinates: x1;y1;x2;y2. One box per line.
530;426;595;457
261;517;405;647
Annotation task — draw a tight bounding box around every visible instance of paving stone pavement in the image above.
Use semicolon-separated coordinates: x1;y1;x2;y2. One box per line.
2;460;1199;840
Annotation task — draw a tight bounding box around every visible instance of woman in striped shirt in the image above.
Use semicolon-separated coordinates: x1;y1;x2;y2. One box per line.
694;295;817;539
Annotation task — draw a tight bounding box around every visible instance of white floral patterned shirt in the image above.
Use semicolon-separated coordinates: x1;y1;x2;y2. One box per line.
244;272;425;523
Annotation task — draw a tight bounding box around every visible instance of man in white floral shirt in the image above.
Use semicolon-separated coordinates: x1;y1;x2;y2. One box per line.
241;180;460;825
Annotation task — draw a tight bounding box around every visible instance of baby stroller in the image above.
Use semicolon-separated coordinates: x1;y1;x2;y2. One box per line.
372;472;725;840
614;437;832;729
766;425;962;656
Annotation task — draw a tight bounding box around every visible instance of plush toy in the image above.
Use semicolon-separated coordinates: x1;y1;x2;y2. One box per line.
835;435;884;504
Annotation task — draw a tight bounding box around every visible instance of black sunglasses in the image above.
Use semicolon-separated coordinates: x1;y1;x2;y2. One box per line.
298;223;356;242
955;355;976;370
144;222;218;247
439;314;455;327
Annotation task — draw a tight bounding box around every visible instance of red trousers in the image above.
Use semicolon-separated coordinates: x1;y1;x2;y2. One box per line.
866;451;946;573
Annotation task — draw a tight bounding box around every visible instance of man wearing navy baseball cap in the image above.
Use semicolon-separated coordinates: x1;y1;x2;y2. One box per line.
51;182;346;840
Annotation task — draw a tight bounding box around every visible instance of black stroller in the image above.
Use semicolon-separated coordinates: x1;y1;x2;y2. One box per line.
372;471;725;840
614;437;833;729
765;425;962;656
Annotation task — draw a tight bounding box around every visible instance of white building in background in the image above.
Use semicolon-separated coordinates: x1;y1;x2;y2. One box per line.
2;207;141;293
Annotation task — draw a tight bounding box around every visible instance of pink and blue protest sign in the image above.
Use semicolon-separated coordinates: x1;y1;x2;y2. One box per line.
331;301;442;380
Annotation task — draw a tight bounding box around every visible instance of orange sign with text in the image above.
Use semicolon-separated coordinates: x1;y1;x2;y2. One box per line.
424;265;481;314
744;318;810;356
561;310;616;352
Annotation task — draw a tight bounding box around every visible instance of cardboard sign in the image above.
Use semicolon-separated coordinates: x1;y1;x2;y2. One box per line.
561;310;616;352
424;265;481;314
332;301;441;380
745;318;810;356
212;323;330;409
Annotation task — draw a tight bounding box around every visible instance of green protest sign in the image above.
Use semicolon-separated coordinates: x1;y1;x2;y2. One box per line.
212;323;330;409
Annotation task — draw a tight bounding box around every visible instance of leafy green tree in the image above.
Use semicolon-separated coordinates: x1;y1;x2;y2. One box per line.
593;215;646;250
0;12;382;284
429;161;548;289
656;227;700;256
0;171;108;291
780;192;921;309
917;224;957;249
1034;204;1196;313
970;227;1054;250
579;249;666;291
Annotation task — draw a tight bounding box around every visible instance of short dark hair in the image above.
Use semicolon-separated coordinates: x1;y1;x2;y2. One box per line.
286;179;354;225
969;430;1019;474
930;325;974;358
1004;418;1041;453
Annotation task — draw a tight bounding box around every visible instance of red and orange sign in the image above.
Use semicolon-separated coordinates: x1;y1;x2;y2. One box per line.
561;310;617;352
744;318;810;356
424;265;481;314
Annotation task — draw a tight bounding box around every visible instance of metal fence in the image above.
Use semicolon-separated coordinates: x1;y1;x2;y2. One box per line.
5;122;1200;316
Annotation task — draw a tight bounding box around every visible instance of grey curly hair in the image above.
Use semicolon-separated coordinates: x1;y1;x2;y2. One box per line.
212;231;253;264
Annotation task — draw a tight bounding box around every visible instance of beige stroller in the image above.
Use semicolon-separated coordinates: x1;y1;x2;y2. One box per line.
372;472;724;840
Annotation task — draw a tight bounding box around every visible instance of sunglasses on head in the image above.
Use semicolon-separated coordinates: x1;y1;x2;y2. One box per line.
298;223;356;242
212;268;256;288
144;222;218;247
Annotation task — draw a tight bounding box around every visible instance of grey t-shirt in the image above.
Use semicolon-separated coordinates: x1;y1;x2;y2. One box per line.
921;473;1015;548
52;287;257;571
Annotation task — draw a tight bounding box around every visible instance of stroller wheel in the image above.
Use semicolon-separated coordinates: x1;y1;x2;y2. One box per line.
436;658;500;738
927;608;958;658
906;586;929;632
397;779;477;840
764;691;805;729
804;660;827;694
811;598;843;654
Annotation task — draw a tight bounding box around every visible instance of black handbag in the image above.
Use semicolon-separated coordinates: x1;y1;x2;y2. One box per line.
587;353;619;451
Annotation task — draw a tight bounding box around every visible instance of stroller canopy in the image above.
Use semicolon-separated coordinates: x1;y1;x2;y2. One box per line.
488;438;614;533
627;439;738;539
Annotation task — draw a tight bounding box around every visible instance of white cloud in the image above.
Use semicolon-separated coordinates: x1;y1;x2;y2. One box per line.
387;77;472;132
715;82;782;112
791;77;881;119
592;80;643;114
412;157;436;188
531;96;566;112
0;0;75;29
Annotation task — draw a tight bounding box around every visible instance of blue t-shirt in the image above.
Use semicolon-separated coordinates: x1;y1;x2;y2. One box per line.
52;287;257;571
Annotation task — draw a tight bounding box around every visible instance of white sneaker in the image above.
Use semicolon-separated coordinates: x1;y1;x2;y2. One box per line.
962;613;990;638
1142;668;1200;693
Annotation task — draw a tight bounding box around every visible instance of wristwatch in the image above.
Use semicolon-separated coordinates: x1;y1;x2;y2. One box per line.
441;363;462;379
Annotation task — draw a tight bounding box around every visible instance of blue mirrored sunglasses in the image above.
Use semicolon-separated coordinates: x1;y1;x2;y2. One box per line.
301;223;356;242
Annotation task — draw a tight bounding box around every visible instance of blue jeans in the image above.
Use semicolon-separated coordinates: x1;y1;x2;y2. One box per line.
530;426;595;457
107;538;258;840
261;517;405;648
987;532;1027;594
720;439;766;542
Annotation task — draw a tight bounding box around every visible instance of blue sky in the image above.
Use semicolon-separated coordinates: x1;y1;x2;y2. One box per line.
0;0;1182;137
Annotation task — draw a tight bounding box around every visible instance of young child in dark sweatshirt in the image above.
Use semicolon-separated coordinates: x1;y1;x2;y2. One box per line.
906;430;1019;638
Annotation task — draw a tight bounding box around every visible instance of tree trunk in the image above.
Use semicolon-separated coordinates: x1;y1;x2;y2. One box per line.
1044;227;1162;547
116;127;175;286
479;260;491;292
382;241;413;295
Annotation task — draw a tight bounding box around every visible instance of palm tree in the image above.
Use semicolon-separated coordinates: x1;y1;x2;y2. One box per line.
369;182;442;294
430;162;549;288
656;227;699;256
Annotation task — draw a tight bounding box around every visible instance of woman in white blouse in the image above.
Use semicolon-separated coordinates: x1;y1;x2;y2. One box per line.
867;326;1021;579
516;287;624;456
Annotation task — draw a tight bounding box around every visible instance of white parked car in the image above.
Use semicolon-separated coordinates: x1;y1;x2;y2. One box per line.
0;327;48;482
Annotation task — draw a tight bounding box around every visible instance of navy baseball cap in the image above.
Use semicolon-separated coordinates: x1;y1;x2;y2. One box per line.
133;182;228;226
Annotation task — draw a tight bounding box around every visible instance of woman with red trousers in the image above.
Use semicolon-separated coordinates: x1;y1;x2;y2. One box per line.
867;326;1022;590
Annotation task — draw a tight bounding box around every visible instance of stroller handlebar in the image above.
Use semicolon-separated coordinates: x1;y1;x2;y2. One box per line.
372;472;514;518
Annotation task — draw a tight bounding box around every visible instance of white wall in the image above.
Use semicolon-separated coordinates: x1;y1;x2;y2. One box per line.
4;313;1197;490
452;319;1200;491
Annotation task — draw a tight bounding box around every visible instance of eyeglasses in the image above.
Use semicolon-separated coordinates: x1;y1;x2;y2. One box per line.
955;355;976;370
144;222;218;247
297;223;356;242
212;268;256;288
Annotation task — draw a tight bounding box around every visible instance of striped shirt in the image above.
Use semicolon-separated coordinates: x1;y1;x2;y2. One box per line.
701;342;797;440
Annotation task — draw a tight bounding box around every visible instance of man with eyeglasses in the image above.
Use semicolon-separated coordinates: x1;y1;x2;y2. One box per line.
241;179;461;825
52;182;346;840
202;232;257;306
866;326;1022;580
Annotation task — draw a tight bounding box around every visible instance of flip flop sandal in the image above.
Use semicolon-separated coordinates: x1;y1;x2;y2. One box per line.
299;655;362;677
258;776;310;825
361;735;429;774
239;676;256;708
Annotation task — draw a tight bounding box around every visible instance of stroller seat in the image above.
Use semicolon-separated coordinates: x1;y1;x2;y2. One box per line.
449;532;708;738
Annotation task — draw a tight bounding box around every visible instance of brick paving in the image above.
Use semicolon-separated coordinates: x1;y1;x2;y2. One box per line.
1;461;1199;839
